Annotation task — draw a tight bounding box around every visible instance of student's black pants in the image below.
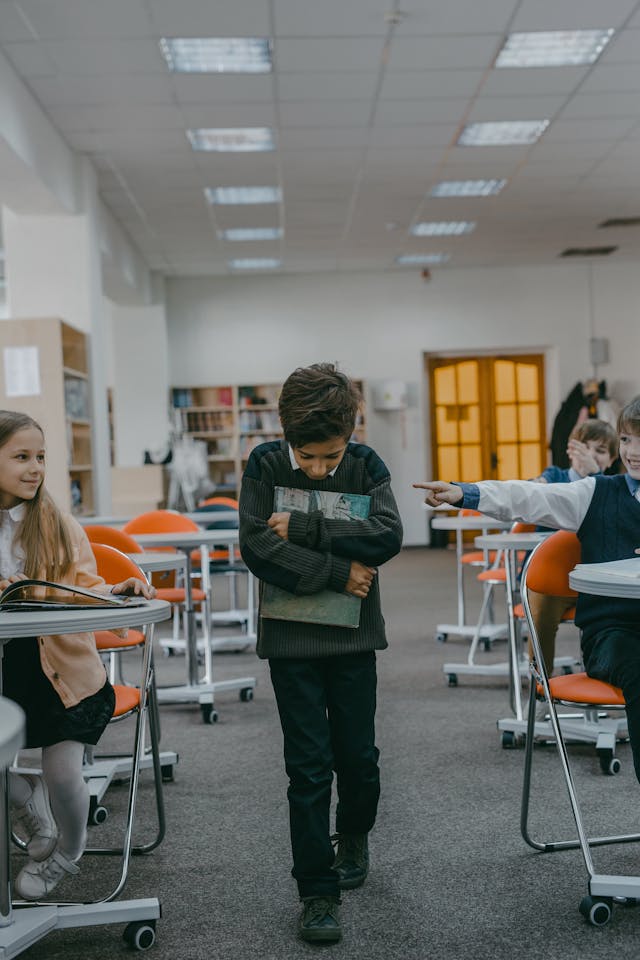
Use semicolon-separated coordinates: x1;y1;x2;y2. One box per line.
583;625;640;782
269;651;380;899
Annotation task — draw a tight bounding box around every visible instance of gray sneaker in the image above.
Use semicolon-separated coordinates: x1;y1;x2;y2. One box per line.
14;849;80;901
333;833;369;890
298;896;341;943
11;774;58;861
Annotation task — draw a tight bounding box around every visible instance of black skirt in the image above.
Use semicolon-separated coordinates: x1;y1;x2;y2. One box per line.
2;636;115;748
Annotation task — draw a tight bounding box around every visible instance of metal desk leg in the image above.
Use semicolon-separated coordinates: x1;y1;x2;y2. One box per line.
505;552;524;720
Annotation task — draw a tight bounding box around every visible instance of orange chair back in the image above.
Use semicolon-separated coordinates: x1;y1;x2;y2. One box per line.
512;521;536;534
90;542;146;584
122;510;200;535
460;509;482;517
84;525;143;554
523;530;581;598
198;496;239;510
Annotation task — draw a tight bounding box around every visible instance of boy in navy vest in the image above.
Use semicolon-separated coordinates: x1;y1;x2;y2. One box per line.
414;395;640;780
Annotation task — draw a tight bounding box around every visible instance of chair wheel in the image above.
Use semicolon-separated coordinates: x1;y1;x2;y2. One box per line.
447;673;458;687
200;703;218;724
161;764;175;782
435;632;448;643
598;751;621;775
239;687;254;702
123;920;156;950
88;800;108;825
579;895;612;926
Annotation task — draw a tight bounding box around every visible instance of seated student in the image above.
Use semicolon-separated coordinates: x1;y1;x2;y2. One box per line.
527;418;618;675
414;395;640;782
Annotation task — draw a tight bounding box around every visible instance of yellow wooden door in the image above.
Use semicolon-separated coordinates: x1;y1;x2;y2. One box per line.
427;354;546;481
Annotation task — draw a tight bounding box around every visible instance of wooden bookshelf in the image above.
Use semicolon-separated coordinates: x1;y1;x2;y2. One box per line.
171;380;366;497
0;317;95;514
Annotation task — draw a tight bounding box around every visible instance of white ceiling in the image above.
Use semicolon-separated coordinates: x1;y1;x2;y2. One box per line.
2;0;640;277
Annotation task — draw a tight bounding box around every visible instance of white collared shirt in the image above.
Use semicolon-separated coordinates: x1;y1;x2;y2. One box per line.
288;443;340;477
0;502;26;578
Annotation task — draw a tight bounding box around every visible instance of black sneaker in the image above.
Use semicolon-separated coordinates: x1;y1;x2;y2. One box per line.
333;833;369;890
298;896;341;943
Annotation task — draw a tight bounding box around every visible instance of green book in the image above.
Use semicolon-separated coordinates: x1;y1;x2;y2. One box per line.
261;486;371;628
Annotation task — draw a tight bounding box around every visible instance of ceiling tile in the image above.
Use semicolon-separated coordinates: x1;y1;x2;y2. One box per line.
14;0;150;39
276;37;385;71
145;0;272;35
387;35;503;71
512;0;638;30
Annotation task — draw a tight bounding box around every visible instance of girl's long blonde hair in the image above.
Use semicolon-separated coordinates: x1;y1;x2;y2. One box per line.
0;411;74;580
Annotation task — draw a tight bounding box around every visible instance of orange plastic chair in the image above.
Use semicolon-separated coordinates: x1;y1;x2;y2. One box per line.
518;530;636;927
459;509;498;568
89;540;145;685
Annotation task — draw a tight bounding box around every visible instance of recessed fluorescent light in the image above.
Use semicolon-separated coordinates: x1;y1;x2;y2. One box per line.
496;30;614;68
458;120;549;146
410;221;475;237
220;228;283;241
205;186;282;205
228;258;281;270
160;37;272;73
187;127;274;152
430;179;506;198
395;253;450;265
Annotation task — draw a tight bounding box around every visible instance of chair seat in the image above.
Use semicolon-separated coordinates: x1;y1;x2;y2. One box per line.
477;568;507;583
461;550;497;566
95;629;145;651
155;587;206;604
514;603;575;621
113;684;142;717
537;672;625;707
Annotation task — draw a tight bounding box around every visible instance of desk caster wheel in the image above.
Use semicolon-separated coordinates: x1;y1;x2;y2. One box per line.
88;798;108;825
579;895;612;926
240;687;254;702
435;632;448;643
502;731;516;749
163;647;175;657
598;750;621;775
123;919;156;950
482;638;492;652
161;764;175;782
201;703;218;724
447;673;458;687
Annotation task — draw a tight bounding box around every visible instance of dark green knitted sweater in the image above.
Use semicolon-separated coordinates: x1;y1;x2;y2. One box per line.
239;440;403;659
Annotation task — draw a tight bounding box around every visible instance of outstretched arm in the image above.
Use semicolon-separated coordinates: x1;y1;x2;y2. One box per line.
412;480;464;508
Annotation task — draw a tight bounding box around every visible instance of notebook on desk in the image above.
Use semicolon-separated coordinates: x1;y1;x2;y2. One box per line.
0;579;148;611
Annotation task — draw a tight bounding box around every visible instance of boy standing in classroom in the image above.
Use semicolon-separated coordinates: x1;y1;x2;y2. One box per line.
240;363;403;944
414;395;640;782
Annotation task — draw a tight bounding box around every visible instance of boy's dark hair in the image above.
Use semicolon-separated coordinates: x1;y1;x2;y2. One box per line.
618;395;640;437
570;418;618;458
279;363;361;447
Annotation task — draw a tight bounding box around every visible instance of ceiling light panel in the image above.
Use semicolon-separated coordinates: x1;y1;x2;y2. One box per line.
160;38;273;73
410;222;476;237
430;180;507;197
458;120;549;146
187;128;275;152
496;30;614;68
220;228;283;241
206;187;282;204
395;254;450;265
228;258;281;270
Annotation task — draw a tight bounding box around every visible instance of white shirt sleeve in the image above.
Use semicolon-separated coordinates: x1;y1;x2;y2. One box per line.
477;477;595;531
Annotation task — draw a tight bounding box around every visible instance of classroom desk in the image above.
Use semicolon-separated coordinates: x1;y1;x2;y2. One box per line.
132;530;256;723
429;514;511;643
78;511;240;529
443;531;551;718
0;600;170;957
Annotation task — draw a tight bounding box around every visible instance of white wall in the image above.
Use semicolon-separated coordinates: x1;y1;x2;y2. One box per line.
166;262;640;544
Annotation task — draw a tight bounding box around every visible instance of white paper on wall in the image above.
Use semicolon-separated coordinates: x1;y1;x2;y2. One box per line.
3;346;41;397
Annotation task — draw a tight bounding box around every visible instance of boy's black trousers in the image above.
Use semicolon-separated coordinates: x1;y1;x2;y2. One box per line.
269;650;380;899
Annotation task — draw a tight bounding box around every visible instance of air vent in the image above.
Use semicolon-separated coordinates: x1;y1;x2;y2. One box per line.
560;246;618;257
598;217;640;228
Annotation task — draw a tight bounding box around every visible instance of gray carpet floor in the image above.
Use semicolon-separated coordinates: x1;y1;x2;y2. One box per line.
10;546;640;958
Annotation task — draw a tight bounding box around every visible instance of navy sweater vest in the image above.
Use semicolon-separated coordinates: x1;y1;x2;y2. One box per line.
576;475;640;640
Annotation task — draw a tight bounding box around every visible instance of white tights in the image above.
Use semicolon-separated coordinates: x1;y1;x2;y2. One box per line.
10;740;88;861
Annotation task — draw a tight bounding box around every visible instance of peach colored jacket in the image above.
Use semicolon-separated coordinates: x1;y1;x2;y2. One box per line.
34;515;111;709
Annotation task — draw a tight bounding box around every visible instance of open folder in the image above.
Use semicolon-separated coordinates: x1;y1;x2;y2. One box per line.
0;579;148;611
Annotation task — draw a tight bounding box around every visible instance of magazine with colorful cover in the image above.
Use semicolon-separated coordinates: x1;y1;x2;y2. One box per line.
0;579;148;611
261;486;371;628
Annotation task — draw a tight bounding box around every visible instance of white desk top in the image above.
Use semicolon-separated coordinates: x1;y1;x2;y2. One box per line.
431;516;511;531
134;529;239;550
569;560;640;599
0;598;171;638
128;551;187;574
0;697;24;767
475;531;551;551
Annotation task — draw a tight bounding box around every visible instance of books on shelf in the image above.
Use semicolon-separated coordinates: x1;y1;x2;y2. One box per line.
261;486;371;628
0;579;149;611
572;558;640;582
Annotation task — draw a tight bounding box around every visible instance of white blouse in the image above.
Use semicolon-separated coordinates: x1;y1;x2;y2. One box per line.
0;502;26;578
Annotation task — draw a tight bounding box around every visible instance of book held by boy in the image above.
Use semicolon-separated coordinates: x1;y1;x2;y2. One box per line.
261;486;371;628
0;579;148;612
